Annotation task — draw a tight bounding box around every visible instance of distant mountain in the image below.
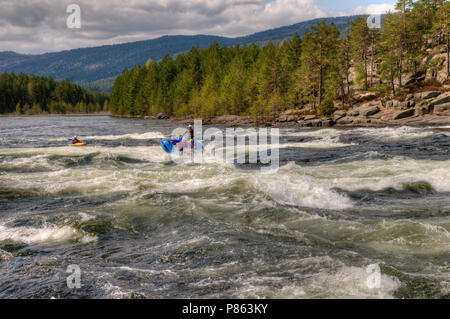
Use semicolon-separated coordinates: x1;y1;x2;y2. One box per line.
0;15;363;91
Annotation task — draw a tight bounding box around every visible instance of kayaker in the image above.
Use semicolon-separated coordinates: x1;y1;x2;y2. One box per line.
188;124;194;149
165;137;184;155
178;141;184;155
72;136;81;144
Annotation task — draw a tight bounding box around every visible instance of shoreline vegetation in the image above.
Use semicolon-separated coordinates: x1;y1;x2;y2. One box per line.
0;112;110;117
0;73;109;115
107;1;449;128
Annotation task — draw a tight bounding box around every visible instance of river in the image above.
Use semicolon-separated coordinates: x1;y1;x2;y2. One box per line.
0;115;449;298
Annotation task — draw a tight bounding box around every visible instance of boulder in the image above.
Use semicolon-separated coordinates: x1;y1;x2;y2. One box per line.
434;102;450;114
215;115;254;125
386;100;394;108
156;113;169;119
309;119;322;127
351;118;369;125
397;101;411;109
348;109;360;117
335;117;354;125
360;105;380;117
406;94;414;101
415;105;432;116
333;110;347;121
429;92;450;107
393;108;415;120
420;91;441;100
322;119;334;127
392;100;402;108
353;92;377;103
286;115;297;122
438;110;450;116
381;115;393;122
304;115;318;121
334;110;347;117
278;115;288;122
425;54;448;83
403;73;416;85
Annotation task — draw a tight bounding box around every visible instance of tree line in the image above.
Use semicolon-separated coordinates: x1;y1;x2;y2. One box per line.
0;72;109;114
109;0;449;119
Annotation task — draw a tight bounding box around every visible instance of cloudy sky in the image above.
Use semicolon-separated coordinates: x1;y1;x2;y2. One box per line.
0;0;396;54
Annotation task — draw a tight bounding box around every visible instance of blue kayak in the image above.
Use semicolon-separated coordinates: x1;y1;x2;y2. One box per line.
160;137;203;153
160;138;178;153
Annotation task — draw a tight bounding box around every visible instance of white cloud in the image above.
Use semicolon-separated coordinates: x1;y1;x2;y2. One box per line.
353;3;396;15
0;0;325;54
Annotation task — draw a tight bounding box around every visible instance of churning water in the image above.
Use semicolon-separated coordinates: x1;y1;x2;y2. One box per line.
0;116;449;298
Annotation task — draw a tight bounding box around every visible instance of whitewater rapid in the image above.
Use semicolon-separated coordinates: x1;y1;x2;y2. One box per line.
0;116;449;298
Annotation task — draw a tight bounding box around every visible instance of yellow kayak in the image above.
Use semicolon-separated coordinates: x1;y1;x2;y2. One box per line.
68;143;87;146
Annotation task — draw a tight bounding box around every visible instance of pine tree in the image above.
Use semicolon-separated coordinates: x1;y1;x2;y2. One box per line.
349;17;371;90
300;20;339;107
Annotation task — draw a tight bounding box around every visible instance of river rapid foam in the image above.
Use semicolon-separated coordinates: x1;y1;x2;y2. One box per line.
0;116;448;298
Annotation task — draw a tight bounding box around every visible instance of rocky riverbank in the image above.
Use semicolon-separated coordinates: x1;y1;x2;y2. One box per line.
275;90;450;128
161;89;450;128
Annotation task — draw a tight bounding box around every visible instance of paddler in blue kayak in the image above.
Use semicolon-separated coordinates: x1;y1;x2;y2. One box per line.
160;124;197;155
171;124;193;155
174;124;193;155
164;136;184;155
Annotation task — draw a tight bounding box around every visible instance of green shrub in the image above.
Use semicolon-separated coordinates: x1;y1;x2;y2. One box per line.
318;98;335;116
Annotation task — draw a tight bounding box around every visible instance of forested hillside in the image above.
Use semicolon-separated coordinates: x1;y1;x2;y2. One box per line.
0;16;362;91
109;0;449;120
0;72;108;114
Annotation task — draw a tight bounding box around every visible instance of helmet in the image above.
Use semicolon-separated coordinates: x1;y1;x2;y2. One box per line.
188;125;192;128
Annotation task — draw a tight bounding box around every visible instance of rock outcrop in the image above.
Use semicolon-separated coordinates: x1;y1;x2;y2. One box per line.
333;110;347;122
304;115;318;121
434;102;450;115
352;92;377;103
156;113;169;119
200;88;450;128
428;92;450;108
416;91;441;100
360;105;380;117
392;108;415;120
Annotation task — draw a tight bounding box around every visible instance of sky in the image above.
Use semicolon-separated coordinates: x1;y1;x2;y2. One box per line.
0;0;397;54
